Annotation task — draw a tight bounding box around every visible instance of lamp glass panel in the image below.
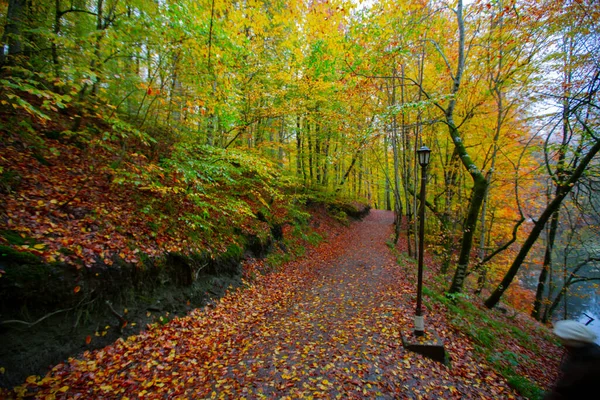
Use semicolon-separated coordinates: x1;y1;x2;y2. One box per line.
417;146;431;166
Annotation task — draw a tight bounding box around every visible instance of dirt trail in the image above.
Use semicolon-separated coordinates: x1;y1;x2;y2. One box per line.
5;210;524;399
230;209;410;397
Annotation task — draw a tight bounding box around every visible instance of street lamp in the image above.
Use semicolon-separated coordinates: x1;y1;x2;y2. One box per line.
415;145;431;337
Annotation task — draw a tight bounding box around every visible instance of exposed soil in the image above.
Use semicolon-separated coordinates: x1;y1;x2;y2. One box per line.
0;262;241;389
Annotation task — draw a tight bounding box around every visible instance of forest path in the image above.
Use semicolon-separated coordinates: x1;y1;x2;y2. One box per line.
10;210;522;399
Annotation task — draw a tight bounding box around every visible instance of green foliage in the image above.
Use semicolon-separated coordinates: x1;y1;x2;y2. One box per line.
506;375;545;400
489;351;545;400
157;145;272;236
330;209;349;226
305;231;323;246
0;70;75;121
265;251;292;270
387;239;415;271
288;206;311;226
1;230;38;247
472;327;497;348
0;245;42;265
489;350;522;367
103;118;156;147
224;243;244;260
444;291;471;303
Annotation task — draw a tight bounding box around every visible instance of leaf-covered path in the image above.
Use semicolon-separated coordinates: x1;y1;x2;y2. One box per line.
10;210;524;399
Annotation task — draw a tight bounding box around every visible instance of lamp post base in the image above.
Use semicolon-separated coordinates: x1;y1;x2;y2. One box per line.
414;315;424;337
401;327;447;364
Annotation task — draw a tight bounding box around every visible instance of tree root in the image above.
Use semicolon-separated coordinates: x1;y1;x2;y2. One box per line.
1;308;72;328
106;300;127;330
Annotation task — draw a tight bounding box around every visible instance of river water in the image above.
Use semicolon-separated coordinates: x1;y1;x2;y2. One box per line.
521;270;600;344
568;290;600;345
548;282;600;345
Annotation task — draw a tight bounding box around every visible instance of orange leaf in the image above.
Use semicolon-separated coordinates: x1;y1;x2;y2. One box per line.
85;335;91;344
74;286;81;294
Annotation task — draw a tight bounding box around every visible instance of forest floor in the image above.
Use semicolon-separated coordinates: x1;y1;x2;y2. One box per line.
2;209;562;399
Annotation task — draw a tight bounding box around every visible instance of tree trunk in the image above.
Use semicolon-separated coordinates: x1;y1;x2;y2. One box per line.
336;130;371;193
387;67;403;243
384;135;392;211
296;116;303;180
90;0;104;96
315;121;321;185
441;0;492;293
278;116;285;168
52;0;62;79
449;173;488;293
307;119;314;184
531;198;560;320
440;147;460;274
1;0;28;65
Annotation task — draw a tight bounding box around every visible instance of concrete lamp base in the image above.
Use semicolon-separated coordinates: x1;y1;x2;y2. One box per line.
401;328;447;364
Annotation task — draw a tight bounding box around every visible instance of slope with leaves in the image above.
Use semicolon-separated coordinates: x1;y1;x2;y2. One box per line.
2;210;562;399
0;94;327;388
0;100;297;269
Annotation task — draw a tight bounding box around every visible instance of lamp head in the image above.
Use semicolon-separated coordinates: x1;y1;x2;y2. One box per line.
417;145;431;167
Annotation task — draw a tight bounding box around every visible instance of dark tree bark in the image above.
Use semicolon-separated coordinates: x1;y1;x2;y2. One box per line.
448;172;488;293
531;195;560;320
1;0;29;65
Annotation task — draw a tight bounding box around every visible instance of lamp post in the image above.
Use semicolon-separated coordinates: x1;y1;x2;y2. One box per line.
415;145;431;337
